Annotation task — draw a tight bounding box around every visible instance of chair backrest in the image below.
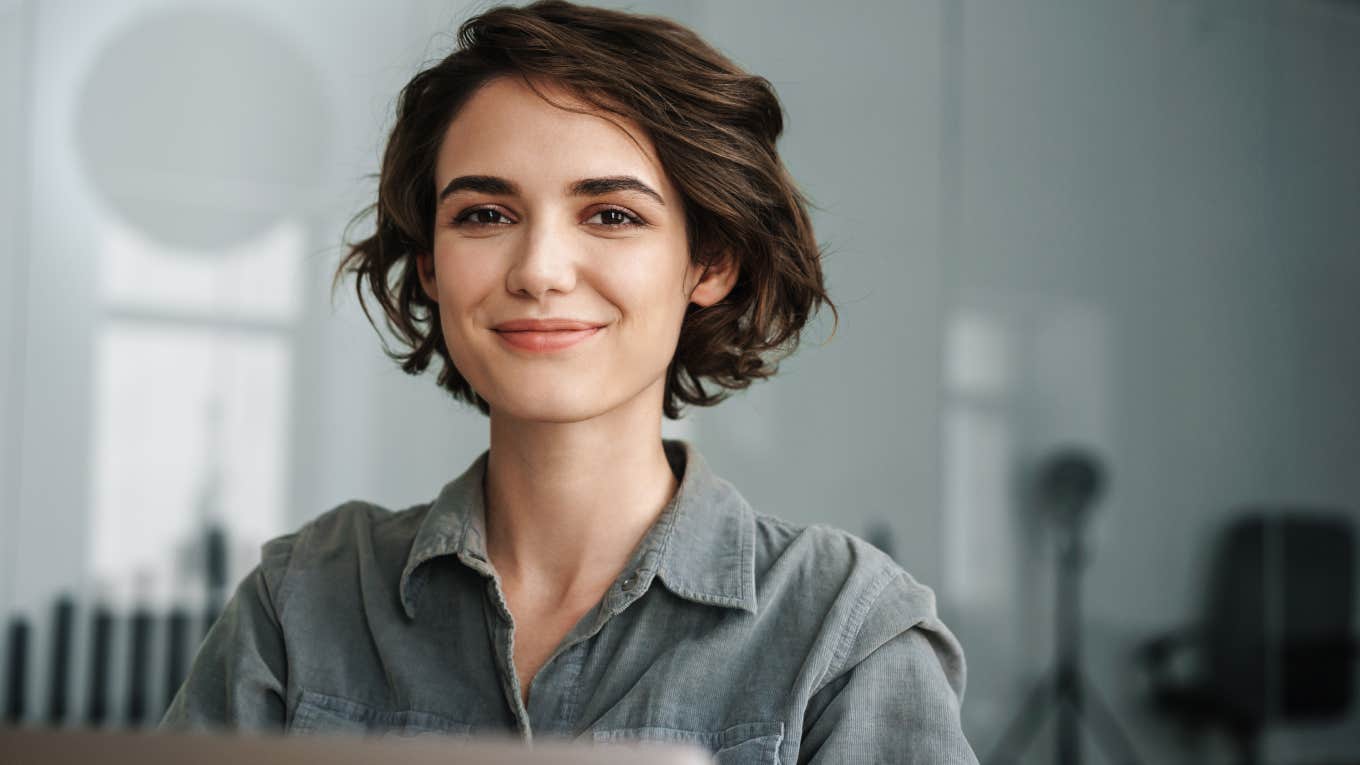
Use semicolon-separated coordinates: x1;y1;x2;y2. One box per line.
1201;511;1355;726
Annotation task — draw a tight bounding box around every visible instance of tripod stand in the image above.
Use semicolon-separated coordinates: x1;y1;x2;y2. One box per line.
987;451;1143;765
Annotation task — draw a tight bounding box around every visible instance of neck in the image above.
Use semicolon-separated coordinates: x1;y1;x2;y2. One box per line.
482;382;680;602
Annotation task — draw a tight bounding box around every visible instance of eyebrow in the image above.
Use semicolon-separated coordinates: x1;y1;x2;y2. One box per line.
437;174;666;207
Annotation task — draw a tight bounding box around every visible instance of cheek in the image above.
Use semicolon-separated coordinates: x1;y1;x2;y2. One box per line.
433;248;497;309
607;247;691;323
428;253;498;371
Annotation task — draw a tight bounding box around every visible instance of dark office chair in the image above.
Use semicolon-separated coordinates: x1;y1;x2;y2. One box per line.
1136;511;1358;764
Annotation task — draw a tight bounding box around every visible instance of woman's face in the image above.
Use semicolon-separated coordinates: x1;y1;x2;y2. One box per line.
418;75;735;423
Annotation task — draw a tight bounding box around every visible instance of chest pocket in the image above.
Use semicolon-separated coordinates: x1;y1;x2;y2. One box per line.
592;721;784;765
288;689;473;739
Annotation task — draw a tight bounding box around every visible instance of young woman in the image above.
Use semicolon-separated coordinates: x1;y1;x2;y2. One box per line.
163;2;978;762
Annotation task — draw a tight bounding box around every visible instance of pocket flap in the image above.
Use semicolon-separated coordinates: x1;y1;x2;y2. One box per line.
593;720;784;764
289;689;472;738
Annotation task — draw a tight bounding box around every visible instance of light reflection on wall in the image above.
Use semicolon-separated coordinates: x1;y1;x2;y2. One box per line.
89;218;300;609
943;311;1016;614
101;218;304;324
943;289;1112;746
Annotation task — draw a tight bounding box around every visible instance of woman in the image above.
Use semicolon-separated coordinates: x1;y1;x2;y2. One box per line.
163;2;979;762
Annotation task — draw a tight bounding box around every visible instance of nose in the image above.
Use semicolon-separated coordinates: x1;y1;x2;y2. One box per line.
503;215;578;301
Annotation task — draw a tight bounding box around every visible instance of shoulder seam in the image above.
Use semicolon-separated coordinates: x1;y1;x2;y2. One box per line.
816;568;914;695
751;510;806;532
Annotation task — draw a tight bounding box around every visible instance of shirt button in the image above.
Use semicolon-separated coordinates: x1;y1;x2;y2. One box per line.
621;573;638;591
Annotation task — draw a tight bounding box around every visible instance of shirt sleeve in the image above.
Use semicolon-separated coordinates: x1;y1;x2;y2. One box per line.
799;571;979;764
159;533;296;732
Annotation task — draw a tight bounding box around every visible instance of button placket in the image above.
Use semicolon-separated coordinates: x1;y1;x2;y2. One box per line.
484;585;531;740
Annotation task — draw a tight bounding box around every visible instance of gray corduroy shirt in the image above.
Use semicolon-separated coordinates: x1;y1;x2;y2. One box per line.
161;439;978;764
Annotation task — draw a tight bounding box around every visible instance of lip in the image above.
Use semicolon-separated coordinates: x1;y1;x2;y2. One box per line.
493;325;604;353
495;315;606;351
493;318;605;332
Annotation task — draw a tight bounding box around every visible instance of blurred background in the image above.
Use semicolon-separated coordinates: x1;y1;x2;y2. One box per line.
1;0;1357;762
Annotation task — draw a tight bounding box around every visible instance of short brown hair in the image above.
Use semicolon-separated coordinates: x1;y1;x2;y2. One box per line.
334;0;837;420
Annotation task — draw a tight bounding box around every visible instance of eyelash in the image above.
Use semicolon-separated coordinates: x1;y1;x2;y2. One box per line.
450;206;645;229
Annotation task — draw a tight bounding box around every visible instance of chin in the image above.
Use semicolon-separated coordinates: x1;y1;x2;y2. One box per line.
489;387;616;424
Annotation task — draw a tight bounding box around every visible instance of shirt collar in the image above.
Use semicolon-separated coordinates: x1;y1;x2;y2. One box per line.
398;438;758;620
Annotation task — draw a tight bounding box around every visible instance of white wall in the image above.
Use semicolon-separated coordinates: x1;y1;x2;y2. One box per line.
942;0;1360;761
0;0;32;626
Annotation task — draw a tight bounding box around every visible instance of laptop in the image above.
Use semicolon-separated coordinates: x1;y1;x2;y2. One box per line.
0;727;716;764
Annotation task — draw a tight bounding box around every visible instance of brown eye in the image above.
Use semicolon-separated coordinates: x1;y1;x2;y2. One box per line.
587;207;644;227
452;207;511;226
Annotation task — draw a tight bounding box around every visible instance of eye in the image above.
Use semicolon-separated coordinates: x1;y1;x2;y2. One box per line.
451;207;512;227
449;205;645;229
587;206;645;227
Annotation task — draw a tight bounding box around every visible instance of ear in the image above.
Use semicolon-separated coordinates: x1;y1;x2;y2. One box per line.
416;252;438;302
688;251;739;308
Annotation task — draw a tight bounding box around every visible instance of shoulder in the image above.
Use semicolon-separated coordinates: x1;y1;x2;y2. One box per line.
254;499;431;615
748;511;961;692
750;510;935;619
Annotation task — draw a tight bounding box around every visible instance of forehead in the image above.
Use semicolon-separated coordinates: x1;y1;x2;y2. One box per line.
434;75;668;193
